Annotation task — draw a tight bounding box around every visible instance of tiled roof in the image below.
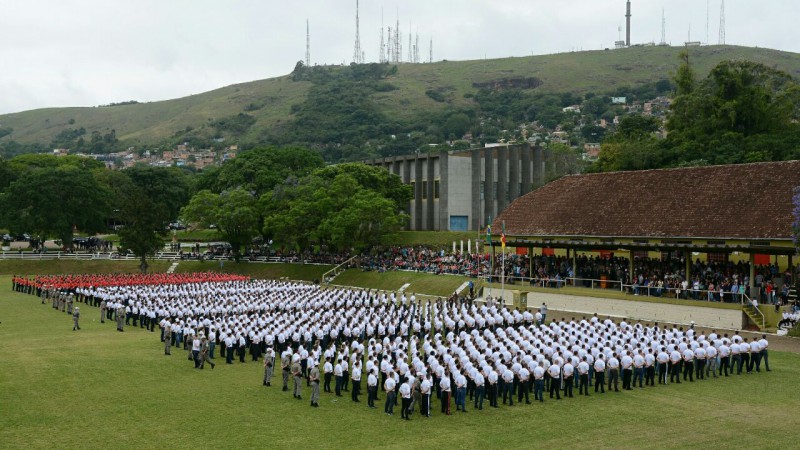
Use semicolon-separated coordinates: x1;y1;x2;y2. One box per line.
496;160;800;240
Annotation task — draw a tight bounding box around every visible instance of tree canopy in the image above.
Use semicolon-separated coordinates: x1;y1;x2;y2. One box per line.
0;165;111;247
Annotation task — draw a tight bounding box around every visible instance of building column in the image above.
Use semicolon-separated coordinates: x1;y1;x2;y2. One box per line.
496;146;508;213
471;149;481;231
403;158;412;228
684;250;691;284
509;145;520;202
484;148;495;222
749;252;756;297
629;251;635;284
426;155;435;231
439;152;449;231
521;144;532;194
532;146;544;188
414;157;424;230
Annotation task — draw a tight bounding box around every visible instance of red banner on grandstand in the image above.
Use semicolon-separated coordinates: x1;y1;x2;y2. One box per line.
754;254;771;265
598;250;613;259
542;248;555;256
516;247;527;255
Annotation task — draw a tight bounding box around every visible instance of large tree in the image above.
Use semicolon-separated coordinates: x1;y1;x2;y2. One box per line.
117;187;169;273
181;188;259;261
263;164;409;252
0;166;111;247
122;165;194;220
665;58;800;165
205;146;324;197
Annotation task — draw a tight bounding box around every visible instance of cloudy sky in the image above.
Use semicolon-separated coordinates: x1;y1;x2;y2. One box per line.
1;0;797;115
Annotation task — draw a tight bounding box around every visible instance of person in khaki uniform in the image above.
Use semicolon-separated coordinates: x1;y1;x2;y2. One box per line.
291;355;303;400
281;353;291;391
309;364;321;407
164;324;172;355
263;347;274;387
72;307;81;331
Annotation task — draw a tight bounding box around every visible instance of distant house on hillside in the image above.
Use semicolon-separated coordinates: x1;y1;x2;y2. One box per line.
611;97;626;104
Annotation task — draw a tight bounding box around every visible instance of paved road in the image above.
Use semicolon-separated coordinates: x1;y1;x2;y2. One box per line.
488;290;743;330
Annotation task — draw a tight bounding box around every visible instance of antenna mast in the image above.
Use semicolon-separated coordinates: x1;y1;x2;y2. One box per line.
660;9;666;45
718;0;726;45
353;0;363;64
305;19;311;67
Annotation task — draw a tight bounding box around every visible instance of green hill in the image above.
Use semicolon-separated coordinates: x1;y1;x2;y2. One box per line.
1;45;799;154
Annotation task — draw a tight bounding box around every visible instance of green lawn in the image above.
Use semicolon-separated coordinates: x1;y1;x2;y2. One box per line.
175;260;332;281
0;259;171;275
1;276;799;449
384;231;482;248
333;269;468;297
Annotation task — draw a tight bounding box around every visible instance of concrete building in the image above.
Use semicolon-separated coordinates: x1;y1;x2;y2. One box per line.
362;143;552;231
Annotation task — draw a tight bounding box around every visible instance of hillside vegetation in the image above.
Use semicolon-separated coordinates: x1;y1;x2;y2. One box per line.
2;45;799;160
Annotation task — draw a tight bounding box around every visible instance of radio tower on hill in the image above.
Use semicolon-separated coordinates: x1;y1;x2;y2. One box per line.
718;0;726;45
305;19;311;67
353;0;363;64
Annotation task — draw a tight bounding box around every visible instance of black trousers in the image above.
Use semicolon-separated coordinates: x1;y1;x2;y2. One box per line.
549;378;561;399
401;397;411;419
683;360;694;381
351;380;361;401
622;369;632;389
562;376;573;397
594;372;605;392
367;386;377;407
579;374;589;395
324;373;332;392
720;356;730;376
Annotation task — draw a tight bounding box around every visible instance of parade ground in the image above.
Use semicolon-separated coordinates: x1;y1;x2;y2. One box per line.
2;271;800;450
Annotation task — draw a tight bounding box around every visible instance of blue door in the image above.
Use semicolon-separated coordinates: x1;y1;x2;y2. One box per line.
449;215;468;231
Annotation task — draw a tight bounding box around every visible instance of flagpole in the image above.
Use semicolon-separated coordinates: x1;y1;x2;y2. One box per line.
486;217;492;301
501;221;506;307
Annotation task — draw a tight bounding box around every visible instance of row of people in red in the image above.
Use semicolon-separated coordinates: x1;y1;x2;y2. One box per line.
12;271;249;293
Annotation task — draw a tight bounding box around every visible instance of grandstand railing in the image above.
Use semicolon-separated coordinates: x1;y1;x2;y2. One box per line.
322;255;359;284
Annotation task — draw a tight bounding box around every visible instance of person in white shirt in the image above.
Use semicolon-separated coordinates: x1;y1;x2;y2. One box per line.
399;381;412;420
367;369;378;409
578;357;590;396
561;362;574;398
705;344;718;379
593;356;606;394
454;372;467;413
351;360;362;403
548;361;561;399
334;358;344;397
420;373;432;417
758;334;771;372
384;372;397;415
439;372;451;415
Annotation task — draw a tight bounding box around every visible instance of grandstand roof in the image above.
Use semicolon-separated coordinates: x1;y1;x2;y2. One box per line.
496;160;800;240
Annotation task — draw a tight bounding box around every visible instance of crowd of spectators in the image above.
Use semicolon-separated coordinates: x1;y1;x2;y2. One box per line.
355;247;796;306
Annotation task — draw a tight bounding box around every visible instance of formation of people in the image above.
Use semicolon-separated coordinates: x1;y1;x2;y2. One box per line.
20;274;774;419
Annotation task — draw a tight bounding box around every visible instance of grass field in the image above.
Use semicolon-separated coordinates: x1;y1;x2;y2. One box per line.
334;269;469;297
0;259;171;275
175;260;332;281
1;275;800;449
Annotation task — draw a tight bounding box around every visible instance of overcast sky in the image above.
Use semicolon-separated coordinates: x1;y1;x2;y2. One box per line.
1;0;797;115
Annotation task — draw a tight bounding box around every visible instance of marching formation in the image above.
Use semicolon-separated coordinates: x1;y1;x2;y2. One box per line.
18;275;772;419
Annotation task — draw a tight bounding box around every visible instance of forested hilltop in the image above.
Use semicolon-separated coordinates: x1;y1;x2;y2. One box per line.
2;45;800;167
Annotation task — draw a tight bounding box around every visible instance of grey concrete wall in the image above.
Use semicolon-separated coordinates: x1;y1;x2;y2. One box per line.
509;145;520;201
496;146;508;213
484;149;495;221
426;155;435;230
414;157;423;230
521;145;532;193
471;149;481;230
438;153;449;231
